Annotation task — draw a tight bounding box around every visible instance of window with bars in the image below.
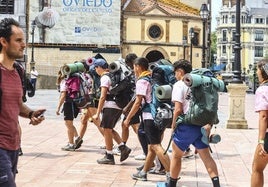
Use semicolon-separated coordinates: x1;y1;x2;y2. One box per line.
255;46;263;57
0;0;14;14
255;30;264;41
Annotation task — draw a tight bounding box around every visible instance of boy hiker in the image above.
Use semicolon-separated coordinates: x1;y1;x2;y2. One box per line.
167;59;220;187
92;58;131;165
123;57;170;181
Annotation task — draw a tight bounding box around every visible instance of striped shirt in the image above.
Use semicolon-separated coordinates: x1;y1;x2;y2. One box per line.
0;64;22;150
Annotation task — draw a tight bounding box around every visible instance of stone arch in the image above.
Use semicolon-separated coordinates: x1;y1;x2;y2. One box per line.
142;46;169;63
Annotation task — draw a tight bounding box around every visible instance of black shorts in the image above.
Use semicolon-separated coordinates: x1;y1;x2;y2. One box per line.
143;119;162;144
101;108;122;129
123;109;141;125
63;102;79;121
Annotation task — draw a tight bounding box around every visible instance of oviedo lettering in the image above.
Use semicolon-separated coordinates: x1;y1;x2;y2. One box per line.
63;0;113;7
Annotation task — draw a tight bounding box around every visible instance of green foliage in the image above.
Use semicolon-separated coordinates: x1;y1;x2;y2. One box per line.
210;31;217;55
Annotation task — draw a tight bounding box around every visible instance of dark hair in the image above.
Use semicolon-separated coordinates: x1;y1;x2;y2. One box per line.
173;59;192;74
134;57;149;70
0;18;20;51
125;53;137;64
257;59;268;81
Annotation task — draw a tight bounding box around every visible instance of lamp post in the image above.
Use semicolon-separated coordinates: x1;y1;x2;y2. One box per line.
182;36;187;60
232;0;242;83
189;27;194;64
200;3;209;68
253;62;257;94
30;20;36;68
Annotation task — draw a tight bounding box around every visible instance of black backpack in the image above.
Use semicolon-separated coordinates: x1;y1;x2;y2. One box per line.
0;62;34;111
106;60;135;109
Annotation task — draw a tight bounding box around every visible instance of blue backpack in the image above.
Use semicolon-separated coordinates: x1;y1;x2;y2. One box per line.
141;64;176;130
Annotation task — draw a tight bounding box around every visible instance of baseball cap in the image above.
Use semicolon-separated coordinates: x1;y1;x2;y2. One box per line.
93;58;108;69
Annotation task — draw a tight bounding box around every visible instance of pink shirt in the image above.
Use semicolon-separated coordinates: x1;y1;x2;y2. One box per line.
136;78;153;119
255;85;268;112
0;65;22;150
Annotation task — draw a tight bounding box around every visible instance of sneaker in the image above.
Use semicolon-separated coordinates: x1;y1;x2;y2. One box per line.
149;167;166;175
61;143;75;151
18;147;23;156
134;154;146;160
112;146;121;156
119;145;131;162
74;136;83;149
136;164;144;171
97;153;115;165
132;171;147;181
182;149;194;158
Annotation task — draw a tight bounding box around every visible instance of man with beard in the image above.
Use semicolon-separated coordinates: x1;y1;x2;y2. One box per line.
0;18;45;186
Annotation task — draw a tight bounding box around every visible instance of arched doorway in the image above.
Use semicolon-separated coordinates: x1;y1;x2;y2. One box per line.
145;50;165;63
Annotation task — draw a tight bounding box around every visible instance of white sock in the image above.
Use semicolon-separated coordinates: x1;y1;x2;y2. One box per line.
107;150;113;154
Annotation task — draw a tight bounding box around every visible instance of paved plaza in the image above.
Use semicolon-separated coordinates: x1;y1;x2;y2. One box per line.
16;89;268;187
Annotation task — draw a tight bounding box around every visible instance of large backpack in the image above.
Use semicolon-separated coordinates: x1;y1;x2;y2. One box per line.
178;68;225;126
105;60;135;109
141;63;176;130
65;72;92;109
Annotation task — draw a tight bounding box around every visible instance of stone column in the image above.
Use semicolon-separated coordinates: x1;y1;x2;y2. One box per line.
226;83;248;129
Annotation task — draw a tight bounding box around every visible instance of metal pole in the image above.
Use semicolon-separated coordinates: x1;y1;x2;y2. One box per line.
30;21;35;64
232;0;242;83
183;45;186;60
190;39;193;64
202;20;206;68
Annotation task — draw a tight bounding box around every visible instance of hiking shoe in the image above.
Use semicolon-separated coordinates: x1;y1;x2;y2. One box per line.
18;147;23;156
136;164;144;171
149;167;166;175
119;145;131;162
132;171;147;181
74;136;83;149
97;153;115;165
134;154;146;160
112;145;121;156
61;143;75;151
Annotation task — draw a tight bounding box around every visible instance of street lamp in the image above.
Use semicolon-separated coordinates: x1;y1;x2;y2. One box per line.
30;20;36;68
189;27;194;64
200;3;209;68
232;0;242;83
182;36;187;60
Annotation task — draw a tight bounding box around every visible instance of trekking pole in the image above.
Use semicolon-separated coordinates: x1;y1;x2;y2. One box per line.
164;131;174;155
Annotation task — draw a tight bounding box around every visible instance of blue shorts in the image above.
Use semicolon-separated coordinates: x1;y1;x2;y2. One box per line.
0;148;19;187
173;124;209;151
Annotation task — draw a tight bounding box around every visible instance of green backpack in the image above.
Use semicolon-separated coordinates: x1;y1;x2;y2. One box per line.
178;68;225;126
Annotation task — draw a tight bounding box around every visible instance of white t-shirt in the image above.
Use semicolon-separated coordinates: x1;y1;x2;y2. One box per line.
30;70;39;79
171;80;191;114
101;74;121;110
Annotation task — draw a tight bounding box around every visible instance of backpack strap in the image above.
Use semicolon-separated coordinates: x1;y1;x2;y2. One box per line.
138;75;152;113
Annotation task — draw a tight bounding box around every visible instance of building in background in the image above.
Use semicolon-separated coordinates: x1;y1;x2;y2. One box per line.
0;0;27;62
122;0;208;68
1;0;210;87
215;0;268;73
